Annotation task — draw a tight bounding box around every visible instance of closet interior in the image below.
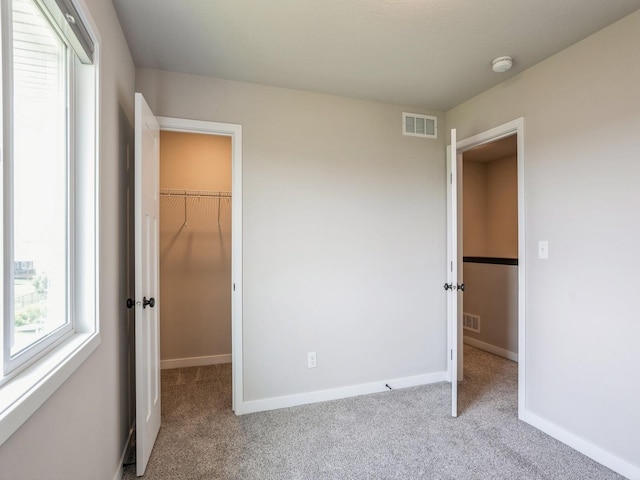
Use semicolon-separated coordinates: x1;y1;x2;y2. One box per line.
159;131;232;369
462;135;518;365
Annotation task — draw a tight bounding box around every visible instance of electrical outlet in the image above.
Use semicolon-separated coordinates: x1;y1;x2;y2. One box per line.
308;352;317;369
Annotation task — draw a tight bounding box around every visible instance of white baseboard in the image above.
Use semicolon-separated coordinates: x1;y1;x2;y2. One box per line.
236;371;448;415
161;354;231;370
524;411;640;480
464;336;518;362
112;424;135;480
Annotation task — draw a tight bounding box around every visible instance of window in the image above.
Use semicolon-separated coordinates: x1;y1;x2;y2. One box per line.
0;0;99;446
5;0;72;372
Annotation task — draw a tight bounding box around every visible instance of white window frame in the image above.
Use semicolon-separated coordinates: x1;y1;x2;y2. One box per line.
3;9;75;374
0;0;100;447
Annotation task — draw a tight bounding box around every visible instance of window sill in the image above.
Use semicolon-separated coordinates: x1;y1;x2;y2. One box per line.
0;331;100;446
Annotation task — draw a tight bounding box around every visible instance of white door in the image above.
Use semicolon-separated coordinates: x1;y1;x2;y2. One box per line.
446;128;463;417
134;92;161;476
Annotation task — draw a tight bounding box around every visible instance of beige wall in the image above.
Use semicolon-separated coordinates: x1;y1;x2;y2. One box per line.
160;131;231;190
137;69;447;402
463;263;518;354
486;156;518;258
463;155;517;257
0;0;136;478
159;132;232;362
462;161;486;256
447;10;640;472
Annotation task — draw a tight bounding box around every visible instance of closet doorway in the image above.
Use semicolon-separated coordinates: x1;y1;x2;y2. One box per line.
156;116;244;414
159;130;232;372
461;134;519;366
451;118;525;418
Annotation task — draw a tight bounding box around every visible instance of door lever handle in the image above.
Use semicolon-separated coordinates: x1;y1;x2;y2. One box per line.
444;283;465;292
143;297;156;308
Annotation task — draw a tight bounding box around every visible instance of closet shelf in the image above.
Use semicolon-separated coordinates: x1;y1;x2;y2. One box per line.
160;188;231;198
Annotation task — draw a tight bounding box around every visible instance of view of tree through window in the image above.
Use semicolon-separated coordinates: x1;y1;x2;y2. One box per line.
11;0;69;355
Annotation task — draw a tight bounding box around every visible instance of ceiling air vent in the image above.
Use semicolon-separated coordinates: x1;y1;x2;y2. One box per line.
403;112;437;139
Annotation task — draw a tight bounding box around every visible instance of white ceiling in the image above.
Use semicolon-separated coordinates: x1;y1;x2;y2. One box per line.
111;0;640;111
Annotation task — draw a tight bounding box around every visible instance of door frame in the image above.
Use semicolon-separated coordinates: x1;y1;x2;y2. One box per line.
156;115;243;413
454;117;525;419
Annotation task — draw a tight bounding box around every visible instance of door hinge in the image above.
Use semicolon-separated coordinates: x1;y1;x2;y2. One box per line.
451;349;453;360
233;283;236;291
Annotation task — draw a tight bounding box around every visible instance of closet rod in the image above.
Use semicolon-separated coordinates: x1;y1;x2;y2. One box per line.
159;188;232;198
160;188;231;227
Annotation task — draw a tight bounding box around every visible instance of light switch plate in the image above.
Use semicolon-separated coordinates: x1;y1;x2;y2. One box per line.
538;241;549;259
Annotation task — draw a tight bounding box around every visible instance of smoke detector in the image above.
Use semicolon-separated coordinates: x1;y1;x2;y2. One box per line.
492;56;513;73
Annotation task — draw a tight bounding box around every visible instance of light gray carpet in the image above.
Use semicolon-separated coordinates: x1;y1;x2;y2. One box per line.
122;347;623;479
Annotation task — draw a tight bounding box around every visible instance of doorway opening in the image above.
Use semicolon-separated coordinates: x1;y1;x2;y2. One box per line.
452;118;525;419
461;134;518;364
156;115;243;414
158;131;232;375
